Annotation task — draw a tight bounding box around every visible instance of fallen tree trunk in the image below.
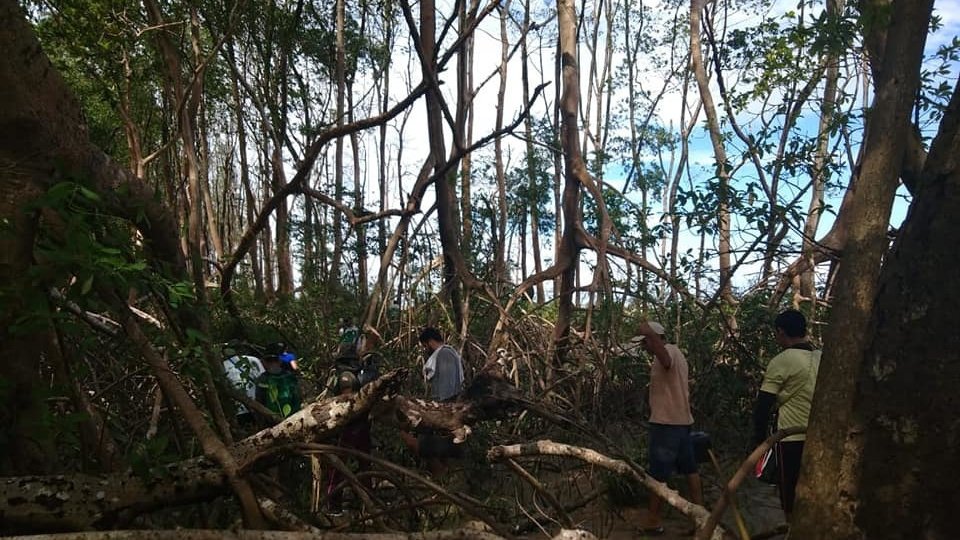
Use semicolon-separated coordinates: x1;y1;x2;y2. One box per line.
488;440;727;540
0;370;406;533
0;529;598;540
0;369;535;533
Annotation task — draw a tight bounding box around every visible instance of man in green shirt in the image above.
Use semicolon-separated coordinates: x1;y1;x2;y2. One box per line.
752;309;821;518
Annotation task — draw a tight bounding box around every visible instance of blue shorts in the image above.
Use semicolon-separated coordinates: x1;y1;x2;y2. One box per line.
648;423;698;481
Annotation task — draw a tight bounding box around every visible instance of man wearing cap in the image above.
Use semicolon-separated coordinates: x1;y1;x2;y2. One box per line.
636;321;703;535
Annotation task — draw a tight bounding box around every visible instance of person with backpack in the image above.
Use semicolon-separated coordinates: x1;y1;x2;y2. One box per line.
324;371;373;516
255;353;302;420
265;341;299;372
221;343;264;425
337;319;363;359
752;309;822;519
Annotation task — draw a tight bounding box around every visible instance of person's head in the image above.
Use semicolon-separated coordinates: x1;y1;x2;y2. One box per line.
640;321;666;353
774;309;807;346
263;354;283;373
265;341;287;356
418;327;444;354
338;371;360;396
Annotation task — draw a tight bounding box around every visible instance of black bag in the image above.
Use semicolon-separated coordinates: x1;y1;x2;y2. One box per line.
755;446;779;484
691;431;712;464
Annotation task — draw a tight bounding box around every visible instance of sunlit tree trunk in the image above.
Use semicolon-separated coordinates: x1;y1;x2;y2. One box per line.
798;0;844;325
519;0;545;304
792;1;935;537
690;0;735;329
493;0;510;292
331;0;347;287
553;0;587;362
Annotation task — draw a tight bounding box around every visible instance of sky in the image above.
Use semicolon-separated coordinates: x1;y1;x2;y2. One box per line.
317;0;960;299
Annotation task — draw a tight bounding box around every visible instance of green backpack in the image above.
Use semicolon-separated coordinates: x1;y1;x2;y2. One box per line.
338;326;361;359
257;371;301;418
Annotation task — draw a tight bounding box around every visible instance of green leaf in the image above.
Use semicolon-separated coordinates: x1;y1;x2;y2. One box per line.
78;186;101;202
80;274;93;295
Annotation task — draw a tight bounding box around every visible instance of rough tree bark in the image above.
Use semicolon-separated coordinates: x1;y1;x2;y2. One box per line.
790;1;936;538
552;0;588;361
0;0;184;475
840;73;960;540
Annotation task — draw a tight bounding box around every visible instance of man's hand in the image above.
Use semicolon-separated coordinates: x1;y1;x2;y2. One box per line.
638;322;672;369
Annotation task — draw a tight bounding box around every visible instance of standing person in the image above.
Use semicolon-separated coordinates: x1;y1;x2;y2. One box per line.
221;344;264;426
400;327;465;475
419;326;464;402
752;309;821;519
636;321;704;535
324;371;372;516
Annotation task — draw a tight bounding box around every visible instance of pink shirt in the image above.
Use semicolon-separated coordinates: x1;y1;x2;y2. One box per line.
649;343;694;425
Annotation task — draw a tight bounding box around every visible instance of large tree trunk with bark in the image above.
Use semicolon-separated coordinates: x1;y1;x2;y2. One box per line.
791;1;936;538
844;82;960;538
552;0;587;362
0;0;184;475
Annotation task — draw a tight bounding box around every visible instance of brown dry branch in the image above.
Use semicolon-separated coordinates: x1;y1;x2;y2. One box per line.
694;427;804;540
0;368;548;533
0;370;406;533
293;443;513;538
488;440;728;540
504;458;575;529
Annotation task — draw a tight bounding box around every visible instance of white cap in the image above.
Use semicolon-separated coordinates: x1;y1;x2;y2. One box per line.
637;321;666;339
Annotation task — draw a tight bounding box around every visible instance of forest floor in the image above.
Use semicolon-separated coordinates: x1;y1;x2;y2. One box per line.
503;463;788;540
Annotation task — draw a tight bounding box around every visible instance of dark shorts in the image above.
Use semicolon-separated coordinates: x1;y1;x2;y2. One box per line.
776;440;805;513
417;430;463;459
648;423;698;481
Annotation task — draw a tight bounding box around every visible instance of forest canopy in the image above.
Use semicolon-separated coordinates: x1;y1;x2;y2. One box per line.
1;0;958;538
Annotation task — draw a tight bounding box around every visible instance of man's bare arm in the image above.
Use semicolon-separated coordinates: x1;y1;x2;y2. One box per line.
638;322;672;369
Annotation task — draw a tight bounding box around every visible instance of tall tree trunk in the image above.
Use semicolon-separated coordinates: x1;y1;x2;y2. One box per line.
377;7;394;267
519;1;545;303
552;33;564;305
349;88;368;301
838;75;960;540
553;0;588;362
0;0;196;477
192;17;222;264
419;0;464;328
331;0;347;286
791;1;935;538
144;0;237;456
493;0;510;292
459;0;477;256
798;0;843;323
690;0;736;331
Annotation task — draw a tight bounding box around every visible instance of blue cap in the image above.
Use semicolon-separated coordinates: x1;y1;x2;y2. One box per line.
279;352;296;363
